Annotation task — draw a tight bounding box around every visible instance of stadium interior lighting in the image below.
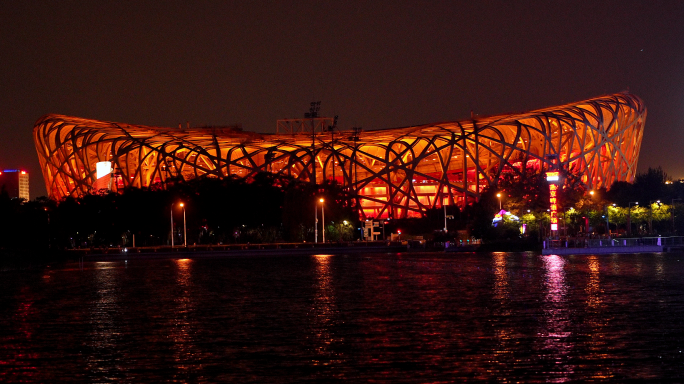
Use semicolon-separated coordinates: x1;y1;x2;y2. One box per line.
34;93;646;219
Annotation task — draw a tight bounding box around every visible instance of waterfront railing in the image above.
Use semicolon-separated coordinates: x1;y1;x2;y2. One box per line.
544;236;684;249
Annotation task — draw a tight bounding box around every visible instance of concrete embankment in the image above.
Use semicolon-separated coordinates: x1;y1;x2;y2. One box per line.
542;245;663;255
68;241;409;261
541;236;684;255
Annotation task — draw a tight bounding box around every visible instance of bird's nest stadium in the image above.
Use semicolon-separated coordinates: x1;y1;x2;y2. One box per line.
33;92;645;219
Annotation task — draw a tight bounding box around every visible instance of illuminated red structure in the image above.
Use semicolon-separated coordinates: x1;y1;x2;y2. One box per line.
33;92;645;219
546;172;561;232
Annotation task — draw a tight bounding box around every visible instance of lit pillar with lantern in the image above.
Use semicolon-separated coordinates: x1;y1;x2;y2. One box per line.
546;171;561;237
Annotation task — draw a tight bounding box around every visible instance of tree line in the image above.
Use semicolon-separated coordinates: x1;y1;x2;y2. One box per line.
0;173;359;252
2;166;683;253
468;166;684;242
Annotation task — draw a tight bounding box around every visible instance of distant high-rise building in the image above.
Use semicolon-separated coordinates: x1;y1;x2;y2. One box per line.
0;169;29;201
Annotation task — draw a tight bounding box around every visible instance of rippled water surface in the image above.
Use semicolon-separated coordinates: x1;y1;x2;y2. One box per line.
2;252;684;382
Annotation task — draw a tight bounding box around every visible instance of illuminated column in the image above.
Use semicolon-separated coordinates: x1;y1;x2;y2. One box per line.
315;201;318;243
180;202;187;247
320;198;325;243
546;171;560;236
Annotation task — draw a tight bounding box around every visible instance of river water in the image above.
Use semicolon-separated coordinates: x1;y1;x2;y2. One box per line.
2;252;684;382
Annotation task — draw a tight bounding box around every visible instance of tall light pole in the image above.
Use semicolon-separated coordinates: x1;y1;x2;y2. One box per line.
628;201;638;236
497;193;502;210
343;220;349;241
170;204;174;247
314;199;318;243
180;202;187;247
588;190;595;235
320;198;325;243
649;200;661;235
607;203;616;237
672;198;682;234
444;204;447;232
44;207;50;249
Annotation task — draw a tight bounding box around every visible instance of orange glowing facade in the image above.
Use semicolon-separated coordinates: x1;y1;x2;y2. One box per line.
33;93;645;219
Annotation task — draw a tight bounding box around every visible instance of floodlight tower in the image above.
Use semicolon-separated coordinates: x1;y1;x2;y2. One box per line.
328;115;338;181
350;127;362;216
305;101;321;185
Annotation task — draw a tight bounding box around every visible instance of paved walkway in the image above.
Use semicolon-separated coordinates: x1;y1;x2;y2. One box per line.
542;245;663;255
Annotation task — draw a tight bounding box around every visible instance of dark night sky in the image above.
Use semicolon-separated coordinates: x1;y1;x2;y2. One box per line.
2;1;684;198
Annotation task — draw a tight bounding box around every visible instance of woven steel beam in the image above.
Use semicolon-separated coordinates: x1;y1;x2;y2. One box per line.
33;93;646;219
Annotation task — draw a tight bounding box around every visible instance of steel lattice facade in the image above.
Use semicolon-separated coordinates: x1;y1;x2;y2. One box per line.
33;92;645;219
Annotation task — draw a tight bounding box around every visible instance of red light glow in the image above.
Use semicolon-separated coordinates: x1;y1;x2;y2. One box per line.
548;180;559;232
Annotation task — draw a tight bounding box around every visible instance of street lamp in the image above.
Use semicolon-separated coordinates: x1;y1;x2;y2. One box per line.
342;220;348;241
170;204;174;247
628;201;638;236
589;190;609;237
497;193;502;210
320;198;325;243
180;202;187;247
649;200;661;235
588;190;596;235
44;207;50;249
672;198;682;233
607;203;616;237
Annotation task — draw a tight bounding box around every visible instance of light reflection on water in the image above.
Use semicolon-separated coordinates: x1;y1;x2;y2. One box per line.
2;252;684;382
541;255;573;382
586;255;601;309
0;287;39;381
311;254;342;367
170;258;199;377
493;253;509;302
87;262;123;380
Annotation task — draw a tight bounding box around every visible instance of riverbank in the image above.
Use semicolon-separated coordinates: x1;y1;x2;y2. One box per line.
542;245;663;255
63;241;410;261
0;248;74;271
541;236;684;255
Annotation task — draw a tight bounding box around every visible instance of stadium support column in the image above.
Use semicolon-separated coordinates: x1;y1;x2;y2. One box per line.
311;131;316;185
474;122;480;198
